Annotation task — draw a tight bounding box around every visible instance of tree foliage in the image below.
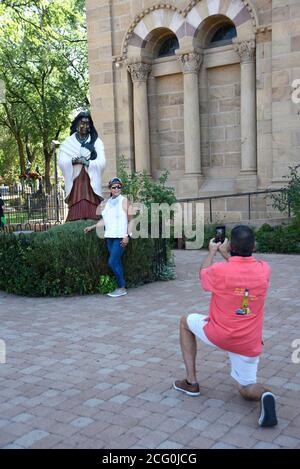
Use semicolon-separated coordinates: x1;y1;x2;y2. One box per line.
0;124;20;184
117;156;177;207
0;0;89;190
271;164;300;223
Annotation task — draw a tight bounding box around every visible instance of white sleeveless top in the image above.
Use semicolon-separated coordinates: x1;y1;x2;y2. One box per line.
102;195;128;238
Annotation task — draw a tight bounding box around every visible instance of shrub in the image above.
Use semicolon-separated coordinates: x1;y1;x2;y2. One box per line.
255;222;300;254
202;222;300;254
97;275;117;294
117;154;177;253
157;265;177;281
117;155;177;207
0;221;169;296
271;164;300;221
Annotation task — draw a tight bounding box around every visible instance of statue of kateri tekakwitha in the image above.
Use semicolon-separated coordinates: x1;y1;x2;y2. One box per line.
58;111;106;221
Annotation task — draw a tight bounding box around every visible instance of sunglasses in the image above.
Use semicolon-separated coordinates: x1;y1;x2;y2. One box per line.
111;185;122;190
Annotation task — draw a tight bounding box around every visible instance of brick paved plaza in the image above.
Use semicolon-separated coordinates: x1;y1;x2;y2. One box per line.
0;250;300;449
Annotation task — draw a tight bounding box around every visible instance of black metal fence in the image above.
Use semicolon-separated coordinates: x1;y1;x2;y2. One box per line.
0;186;67;225
152;237;168;278
178;189;289;224
0;186;289;230
1;221;62;234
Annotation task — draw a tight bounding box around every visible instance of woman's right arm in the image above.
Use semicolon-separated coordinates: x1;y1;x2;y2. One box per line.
84;199;106;234
84;224;97;234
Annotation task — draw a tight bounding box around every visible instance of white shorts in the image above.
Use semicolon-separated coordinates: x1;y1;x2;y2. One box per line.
187;314;260;387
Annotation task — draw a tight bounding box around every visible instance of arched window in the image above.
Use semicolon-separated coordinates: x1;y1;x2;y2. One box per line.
209;24;237;47
158;35;179;58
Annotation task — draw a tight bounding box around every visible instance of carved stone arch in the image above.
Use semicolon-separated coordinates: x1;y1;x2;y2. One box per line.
180;0;259;50
183;0;259;29
121;4;185;60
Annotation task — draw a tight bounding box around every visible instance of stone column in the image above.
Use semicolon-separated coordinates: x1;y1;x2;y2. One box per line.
127;62;152;174
178;51;203;176
235;40;257;190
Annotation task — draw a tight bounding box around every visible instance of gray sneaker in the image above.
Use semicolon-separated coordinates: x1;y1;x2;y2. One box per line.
107;288;127;298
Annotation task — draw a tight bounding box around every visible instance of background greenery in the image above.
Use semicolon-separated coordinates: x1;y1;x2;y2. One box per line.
0;0;88;190
271;164;300;221
201;221;300;254
180;165;300;254
256;165;300;253
255;221;300;254
117;155;177;207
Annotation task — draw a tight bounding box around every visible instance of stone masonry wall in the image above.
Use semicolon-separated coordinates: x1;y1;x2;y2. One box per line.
271;0;300;185
149;73;184;187
204;63;241;178
86;0;300;202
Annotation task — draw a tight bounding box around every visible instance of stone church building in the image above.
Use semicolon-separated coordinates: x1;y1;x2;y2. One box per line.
86;0;300;205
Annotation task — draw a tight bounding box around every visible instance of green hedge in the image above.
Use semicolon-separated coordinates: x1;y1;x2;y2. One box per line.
255;221;300;254
0;221;167;296
202;222;300;254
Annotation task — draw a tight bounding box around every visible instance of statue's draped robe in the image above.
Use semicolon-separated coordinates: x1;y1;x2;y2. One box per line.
58;133;106;221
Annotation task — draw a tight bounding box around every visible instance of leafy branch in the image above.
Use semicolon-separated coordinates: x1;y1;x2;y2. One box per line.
271;164;300;221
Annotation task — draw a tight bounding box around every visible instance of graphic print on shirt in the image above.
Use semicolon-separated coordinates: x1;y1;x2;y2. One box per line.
235;288;252;316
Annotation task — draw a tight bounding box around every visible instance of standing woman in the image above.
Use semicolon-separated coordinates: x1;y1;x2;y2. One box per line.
84;177;133;298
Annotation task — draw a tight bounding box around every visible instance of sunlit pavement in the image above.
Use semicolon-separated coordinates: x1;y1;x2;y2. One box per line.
0;250;299;449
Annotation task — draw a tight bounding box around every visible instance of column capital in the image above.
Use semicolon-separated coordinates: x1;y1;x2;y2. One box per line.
234;39;256;64
127;62;152;82
177;51;203;74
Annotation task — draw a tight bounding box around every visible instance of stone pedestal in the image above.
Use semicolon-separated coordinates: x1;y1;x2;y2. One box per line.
128;62;152;174
178;175;204;199
235;172;258;192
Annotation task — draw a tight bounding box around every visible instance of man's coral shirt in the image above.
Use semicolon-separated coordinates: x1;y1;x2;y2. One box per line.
200;256;271;357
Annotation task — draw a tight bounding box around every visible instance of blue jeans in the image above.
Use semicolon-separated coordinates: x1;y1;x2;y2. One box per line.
106;238;126;288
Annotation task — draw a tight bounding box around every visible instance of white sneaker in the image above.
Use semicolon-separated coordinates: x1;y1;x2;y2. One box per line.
107;288;127;298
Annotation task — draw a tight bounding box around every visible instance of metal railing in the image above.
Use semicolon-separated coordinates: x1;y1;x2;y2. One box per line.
1;186;289;228
177;189;289;223
152;238;167;278
1;221;62;234
0;186;67;225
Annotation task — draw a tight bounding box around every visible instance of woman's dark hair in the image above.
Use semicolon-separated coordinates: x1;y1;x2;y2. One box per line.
70;111;98;160
230;225;255;257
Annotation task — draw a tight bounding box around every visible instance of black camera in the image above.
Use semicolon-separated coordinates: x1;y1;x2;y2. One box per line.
215;225;226;244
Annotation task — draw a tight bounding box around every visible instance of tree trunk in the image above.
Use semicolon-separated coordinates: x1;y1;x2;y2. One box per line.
25;141;36;166
16;134;26;175
44;152;52;193
3;103;26;174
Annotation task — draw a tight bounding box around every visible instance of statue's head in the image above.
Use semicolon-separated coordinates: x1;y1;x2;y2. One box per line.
77;116;90;137
70;111;98;142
